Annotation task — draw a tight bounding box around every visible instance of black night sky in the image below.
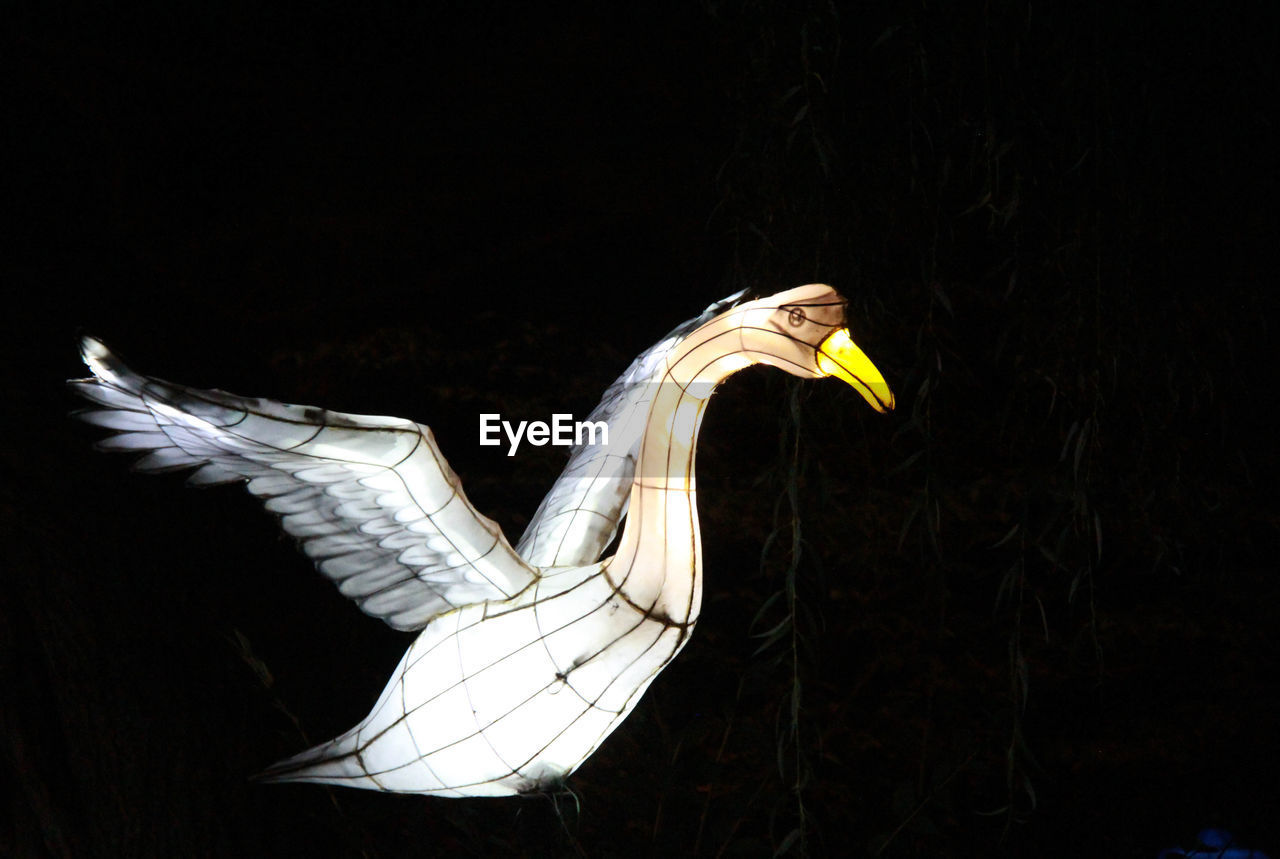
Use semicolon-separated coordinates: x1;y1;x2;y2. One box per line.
3;3;1277;857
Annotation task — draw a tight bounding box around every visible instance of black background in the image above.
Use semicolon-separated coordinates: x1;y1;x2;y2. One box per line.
3;2;1277;856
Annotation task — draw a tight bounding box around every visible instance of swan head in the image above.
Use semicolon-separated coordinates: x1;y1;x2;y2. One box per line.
737;284;895;413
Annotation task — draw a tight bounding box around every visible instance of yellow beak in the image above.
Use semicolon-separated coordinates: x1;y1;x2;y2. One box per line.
816;328;895;413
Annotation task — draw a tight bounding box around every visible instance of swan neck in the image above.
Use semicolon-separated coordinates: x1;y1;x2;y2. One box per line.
606;314;761;623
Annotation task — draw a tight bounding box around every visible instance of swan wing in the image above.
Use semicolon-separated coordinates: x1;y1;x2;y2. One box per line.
71;337;536;631
515;290;745;567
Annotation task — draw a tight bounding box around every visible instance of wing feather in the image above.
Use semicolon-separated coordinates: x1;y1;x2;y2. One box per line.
71;336;536;631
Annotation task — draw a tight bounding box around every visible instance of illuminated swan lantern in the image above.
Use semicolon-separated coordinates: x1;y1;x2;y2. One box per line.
71;284;893;796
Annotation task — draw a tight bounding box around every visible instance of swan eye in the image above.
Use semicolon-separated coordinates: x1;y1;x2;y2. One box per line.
787;307;806;327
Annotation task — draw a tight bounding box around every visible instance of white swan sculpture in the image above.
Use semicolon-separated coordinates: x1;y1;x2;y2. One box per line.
71;284;893;797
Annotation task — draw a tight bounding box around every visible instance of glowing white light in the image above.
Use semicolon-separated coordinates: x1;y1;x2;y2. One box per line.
71;284;892;797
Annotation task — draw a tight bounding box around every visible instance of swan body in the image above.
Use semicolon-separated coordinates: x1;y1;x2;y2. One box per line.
71;284;892;796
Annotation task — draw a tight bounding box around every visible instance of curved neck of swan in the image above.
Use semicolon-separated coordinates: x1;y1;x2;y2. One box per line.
606;314;763;626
